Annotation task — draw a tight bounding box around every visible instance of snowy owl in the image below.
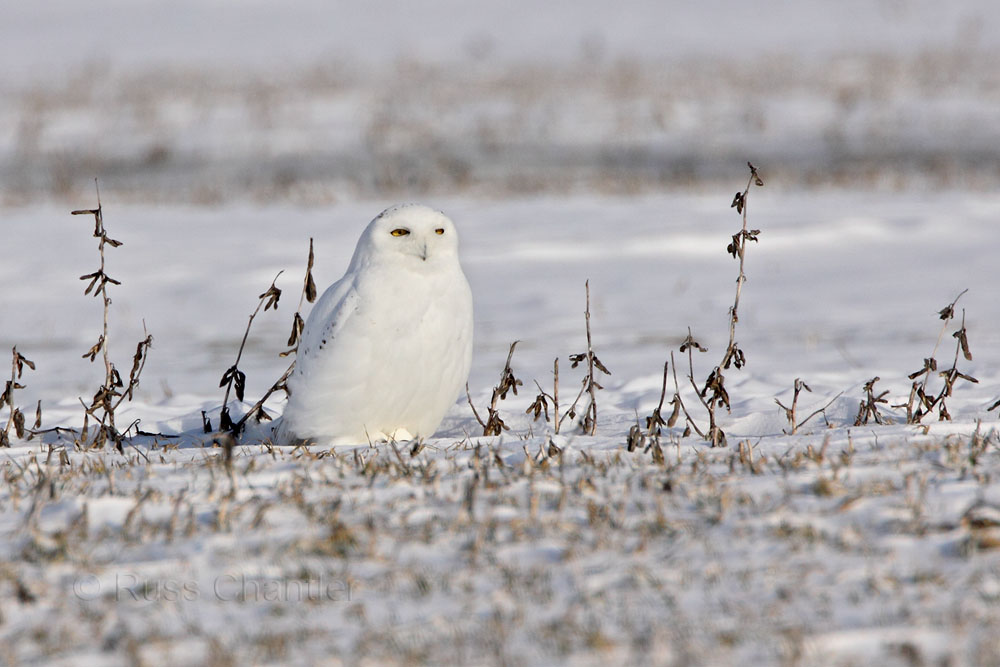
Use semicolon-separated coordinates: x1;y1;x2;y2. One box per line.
278;204;474;445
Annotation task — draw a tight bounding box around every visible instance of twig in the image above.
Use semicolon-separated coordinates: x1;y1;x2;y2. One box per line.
553;358;560;434
1;347;34;447
526;379;552;426
644;360;670;436
72;181;149;452
900;291;977;423
526;358;570;434
466;383;486;429
682;329;713;417
796;391;843;431
113;323;153;409
776;380;844;434
854;377;889;425
219;271;283;434
676;164;762;447
557;359;588;433
570;281;610;435
775;378;810;434
236;238;320;434
722;163;763;371
236;364;296;432
281;237;318;358
478;341;522;436
669;350;705;438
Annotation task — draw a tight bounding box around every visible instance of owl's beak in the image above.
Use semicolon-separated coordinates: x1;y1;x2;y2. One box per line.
419;242;428;261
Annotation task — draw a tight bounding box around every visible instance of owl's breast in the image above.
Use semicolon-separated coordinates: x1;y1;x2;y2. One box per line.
355;261;472;335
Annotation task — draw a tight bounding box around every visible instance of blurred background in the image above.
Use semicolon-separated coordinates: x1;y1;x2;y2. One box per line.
4;0;1000;206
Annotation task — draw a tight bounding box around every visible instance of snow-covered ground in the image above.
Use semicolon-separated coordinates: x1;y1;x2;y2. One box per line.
4;1;1000;665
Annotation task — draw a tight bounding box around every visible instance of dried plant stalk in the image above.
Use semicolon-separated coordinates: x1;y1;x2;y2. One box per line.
235;238;319;434
218;272;283;434
1;347;35;447
680;163;763;447
72;183;152;451
899;290;977;423
854;376;889;425
569;281;611;435
470;341;522;436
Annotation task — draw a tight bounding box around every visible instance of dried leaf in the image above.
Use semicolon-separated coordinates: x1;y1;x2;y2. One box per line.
955;329;972;361
305;239;318;303
12;408;24;439
126;336;153;396
15;352;35;377
526;394;550;422
644;411;663;433
287;312;305;347
723;345;746;370
731;192;744;213
219;407;235;433
306;274;317;303
260;284;282;311
94;425;108;449
667;399;680;428
627;424;643;452
82;336;104;362
679;333;707;354
234;371;246;402
80;271;101;295
91;386;109;410
727;234;740;258
219;365;236;388
593;355;611;375
34;400;42;429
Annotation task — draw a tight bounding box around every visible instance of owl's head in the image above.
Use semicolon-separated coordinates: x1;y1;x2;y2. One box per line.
354;204;461;268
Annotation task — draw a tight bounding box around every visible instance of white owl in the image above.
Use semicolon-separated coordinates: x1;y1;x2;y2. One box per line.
278;204;474;445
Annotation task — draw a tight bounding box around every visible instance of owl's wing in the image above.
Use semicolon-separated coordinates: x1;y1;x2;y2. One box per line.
297;272;361;364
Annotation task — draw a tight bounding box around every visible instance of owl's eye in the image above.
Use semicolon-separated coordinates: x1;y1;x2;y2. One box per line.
390;228;410;237
434;228;445;235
